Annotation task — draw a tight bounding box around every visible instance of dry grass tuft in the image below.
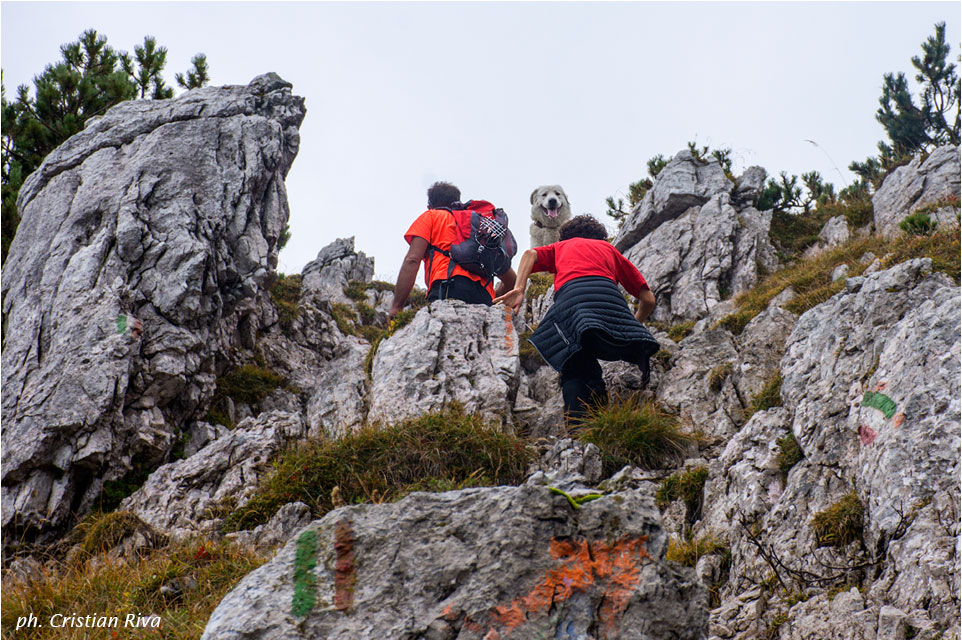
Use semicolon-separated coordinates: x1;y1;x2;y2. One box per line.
1;539;262;640
574;396;696;475
225;406;533;531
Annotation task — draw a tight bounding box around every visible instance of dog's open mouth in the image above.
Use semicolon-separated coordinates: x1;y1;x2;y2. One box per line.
540;205;560;219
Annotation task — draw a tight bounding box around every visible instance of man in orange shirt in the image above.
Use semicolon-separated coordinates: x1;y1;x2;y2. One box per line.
389;182;517;318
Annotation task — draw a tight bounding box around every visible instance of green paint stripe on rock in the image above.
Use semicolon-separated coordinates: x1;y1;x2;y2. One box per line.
862;391;897;419
292;529;319;617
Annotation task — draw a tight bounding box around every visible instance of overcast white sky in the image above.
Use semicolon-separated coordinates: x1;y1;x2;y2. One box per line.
2;2;959;281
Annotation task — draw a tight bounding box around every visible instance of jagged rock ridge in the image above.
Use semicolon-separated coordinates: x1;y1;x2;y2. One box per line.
1;72;959;640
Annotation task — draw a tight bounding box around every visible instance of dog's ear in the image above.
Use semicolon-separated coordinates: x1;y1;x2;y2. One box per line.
530;189;539;205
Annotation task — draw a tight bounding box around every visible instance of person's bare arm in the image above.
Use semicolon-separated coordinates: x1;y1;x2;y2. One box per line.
494;268;517;298
634;288;656;323
389;237;429;318
493;249;538;314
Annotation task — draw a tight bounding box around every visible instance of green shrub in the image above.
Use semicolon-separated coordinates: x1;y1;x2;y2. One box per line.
344;280;369;301
574;397;695;475
270;273;302;331
666;534;727;567
518;328;544;372
655;467;709;518
900;212;938;236
205;363;287;428
708;362;734;393
225;407;533;531
356;302;378;326
330;302;358;336
744;372;783;423
812;490;864;548
526;273;555;300
776;433;803;474
667;320;696;343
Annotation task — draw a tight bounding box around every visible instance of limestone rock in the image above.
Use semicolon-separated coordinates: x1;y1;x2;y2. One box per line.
121;411;307;539
525;438;603;490
623;195;777;323
777;589;878;640
732;166;767;208
202;485;708;639
300;237;375;306
873;145;961;236
368;301;520;425
803;215;851;258
701;408;792;537
655;327;743;443
1;74;306;543
614;150;734;251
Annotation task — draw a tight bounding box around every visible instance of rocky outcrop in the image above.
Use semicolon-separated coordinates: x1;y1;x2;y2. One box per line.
873;144;961;236
803;215;851;258
1;74;306;543
120;411;307;539
203;484;708;640
368;301;520;425
300;237;375;307
622;194;778;323
700;259;960;637
613;150;734;251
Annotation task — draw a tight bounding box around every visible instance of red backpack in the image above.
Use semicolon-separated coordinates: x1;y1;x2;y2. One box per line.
428;200;518;284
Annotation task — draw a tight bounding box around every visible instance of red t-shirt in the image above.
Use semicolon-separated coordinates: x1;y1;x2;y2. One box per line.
532;237;649;297
404;209;495;297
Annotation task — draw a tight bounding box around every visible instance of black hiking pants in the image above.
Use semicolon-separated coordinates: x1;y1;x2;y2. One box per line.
561;329;650;425
427;276;493;306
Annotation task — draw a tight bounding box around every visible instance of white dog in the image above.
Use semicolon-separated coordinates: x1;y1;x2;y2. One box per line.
529;185;572;248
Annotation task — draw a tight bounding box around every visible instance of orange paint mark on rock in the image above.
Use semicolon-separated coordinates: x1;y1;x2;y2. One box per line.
333;519;356;611
487;536;650;637
875;381;888;391
893;412;905;428
503;307;514;353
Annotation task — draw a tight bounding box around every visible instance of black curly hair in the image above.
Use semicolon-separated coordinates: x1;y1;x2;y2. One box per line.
427;181;461;208
559;215;608;241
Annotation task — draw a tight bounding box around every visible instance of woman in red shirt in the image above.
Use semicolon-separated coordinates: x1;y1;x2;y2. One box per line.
495;215;658;423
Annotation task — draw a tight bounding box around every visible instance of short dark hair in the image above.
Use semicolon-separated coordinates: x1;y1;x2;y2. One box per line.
559;215;608;241
427;181;461;208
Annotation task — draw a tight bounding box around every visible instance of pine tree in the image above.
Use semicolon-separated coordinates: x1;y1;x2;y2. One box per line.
120;36;174;99
912;22;960;146
176;54;210;90
1;29;210;263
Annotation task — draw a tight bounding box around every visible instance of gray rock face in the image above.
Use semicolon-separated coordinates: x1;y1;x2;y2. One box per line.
803;215;851;258
703;259;960;635
614;150;735;251
120;411;307;539
873;145;961;236
300;237;375;306
623;194;777;323
368;301;520;425
732;166;767;208
1;74;306;542
202;484;708;640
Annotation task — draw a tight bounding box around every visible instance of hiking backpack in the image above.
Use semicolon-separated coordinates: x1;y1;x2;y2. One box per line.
429;200;518;284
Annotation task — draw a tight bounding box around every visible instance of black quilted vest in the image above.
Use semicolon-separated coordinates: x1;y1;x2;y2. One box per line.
529;276;660;372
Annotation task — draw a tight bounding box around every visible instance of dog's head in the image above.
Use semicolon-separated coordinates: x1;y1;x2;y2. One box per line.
530;185;570;226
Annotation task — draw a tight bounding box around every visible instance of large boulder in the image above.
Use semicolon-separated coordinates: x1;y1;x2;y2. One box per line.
623;194;778;324
368;301;520;425
613;150;734;251
1;74;306;543
120;411;307;539
202;484;708;639
873;145;961;236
